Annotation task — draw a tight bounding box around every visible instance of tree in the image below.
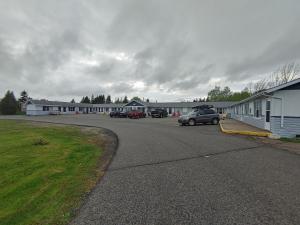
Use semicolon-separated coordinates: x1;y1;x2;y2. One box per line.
80;96;90;103
254;78;268;93
123;96;129;103
70;99;75;103
254;62;300;93
115;98;122;104
100;95;105;104
106;95;112;104
269;62;299;87
207;86;251;102
19;90;28;104
207;86;232;101
91;94;95;104
207;86;221;101
131;96;142;102
146;98;150;103
0;91;18;115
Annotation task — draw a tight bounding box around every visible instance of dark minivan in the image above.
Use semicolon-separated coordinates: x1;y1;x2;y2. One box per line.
151;108;168;118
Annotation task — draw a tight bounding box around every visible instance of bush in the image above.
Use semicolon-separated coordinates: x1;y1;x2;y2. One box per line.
33;138;49;146
0;91;18;115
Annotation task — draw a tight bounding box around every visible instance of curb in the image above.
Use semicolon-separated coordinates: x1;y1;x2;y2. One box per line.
219;121;271;137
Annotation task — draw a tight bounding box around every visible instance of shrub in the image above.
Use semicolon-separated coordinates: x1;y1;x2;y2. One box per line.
0;91;18;115
33;138;49;146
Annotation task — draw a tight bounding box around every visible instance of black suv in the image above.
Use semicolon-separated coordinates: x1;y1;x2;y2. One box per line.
109;111;128;118
178;108;219;126
151;108;168;118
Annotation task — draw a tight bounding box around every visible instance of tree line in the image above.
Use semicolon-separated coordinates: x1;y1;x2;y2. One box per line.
78;95;149;104
0;90;28;115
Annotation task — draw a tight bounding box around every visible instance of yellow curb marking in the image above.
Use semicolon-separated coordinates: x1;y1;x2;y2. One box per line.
219;122;271;137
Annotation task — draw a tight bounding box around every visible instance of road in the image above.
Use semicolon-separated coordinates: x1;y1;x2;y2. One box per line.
4;115;300;225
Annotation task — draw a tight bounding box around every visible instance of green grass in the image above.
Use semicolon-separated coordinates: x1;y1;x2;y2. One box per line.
280;137;300;143
0;120;103;225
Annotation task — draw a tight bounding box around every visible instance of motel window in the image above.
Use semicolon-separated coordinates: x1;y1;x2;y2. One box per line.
68;107;75;111
254;100;262;118
43;106;50;111
79;107;83;111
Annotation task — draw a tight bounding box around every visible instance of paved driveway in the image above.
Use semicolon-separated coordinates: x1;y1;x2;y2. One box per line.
4;115;300;225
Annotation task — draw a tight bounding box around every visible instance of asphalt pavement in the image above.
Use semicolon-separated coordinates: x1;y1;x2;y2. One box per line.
2;114;300;225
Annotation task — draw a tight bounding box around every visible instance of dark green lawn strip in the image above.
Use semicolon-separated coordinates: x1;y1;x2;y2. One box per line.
0;120;103;225
280;137;300;143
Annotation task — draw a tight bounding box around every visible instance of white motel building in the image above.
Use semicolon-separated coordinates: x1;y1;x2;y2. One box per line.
26;78;300;138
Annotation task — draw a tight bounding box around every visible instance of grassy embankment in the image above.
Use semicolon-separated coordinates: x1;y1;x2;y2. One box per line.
280;137;300;143
0;120;104;225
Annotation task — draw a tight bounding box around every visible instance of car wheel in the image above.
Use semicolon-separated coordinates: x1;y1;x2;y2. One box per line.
188;119;196;126
212;118;219;125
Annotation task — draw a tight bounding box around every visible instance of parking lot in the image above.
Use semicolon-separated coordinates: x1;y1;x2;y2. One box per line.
4;114;300;225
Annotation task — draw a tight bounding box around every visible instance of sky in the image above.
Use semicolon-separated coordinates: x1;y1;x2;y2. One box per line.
1;0;300;102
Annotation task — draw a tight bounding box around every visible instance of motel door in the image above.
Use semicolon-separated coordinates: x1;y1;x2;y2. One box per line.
265;100;271;130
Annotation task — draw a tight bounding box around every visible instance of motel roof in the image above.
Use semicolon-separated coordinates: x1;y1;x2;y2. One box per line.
229;77;300;107
28;99;93;107
28;99;235;109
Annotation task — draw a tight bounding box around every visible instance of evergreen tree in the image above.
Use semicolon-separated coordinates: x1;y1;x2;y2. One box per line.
123;96;129;103
70;99;75;103
146;98;150;103
115;98;122;104
100;95;105;104
91;94;95;104
131;96;142;102
80;96;90;103
0;91;18;115
106;95;112;104
19;90;28;103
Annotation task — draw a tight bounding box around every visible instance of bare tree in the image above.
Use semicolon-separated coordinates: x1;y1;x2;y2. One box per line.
254;78;268;93
268;62;299;87
253;62;299;93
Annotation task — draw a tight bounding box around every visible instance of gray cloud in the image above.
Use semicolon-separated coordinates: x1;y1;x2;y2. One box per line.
227;28;300;79
1;0;300;101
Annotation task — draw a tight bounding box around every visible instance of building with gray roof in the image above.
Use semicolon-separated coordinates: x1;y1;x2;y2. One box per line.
26;99;234;116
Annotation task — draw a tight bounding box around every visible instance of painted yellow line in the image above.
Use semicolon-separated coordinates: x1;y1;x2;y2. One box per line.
219;122;271;137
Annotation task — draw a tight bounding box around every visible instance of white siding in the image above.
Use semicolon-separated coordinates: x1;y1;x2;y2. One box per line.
272;90;300;117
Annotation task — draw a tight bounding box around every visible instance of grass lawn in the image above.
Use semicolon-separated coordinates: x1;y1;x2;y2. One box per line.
280;137;300;143
0;120;104;225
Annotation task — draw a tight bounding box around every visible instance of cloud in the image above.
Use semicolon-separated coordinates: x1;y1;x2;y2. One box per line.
1;0;300;101
227;28;300;79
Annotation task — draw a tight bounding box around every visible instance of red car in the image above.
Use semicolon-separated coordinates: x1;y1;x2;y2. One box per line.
127;110;146;119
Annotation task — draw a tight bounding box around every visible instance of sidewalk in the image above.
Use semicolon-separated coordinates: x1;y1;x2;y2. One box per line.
220;119;271;137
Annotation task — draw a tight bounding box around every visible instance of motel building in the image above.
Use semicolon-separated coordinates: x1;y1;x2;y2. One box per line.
26;99;232;116
226;78;300;138
26;78;300;138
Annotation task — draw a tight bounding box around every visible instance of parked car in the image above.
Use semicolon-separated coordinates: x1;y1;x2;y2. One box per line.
127;110;146;119
151;108;168;118
109;111;128;118
178;108;220;126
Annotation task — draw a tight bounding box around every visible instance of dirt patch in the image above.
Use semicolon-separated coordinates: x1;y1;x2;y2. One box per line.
251;136;300;155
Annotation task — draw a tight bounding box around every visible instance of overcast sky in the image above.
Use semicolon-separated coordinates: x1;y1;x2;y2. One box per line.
1;0;300;102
